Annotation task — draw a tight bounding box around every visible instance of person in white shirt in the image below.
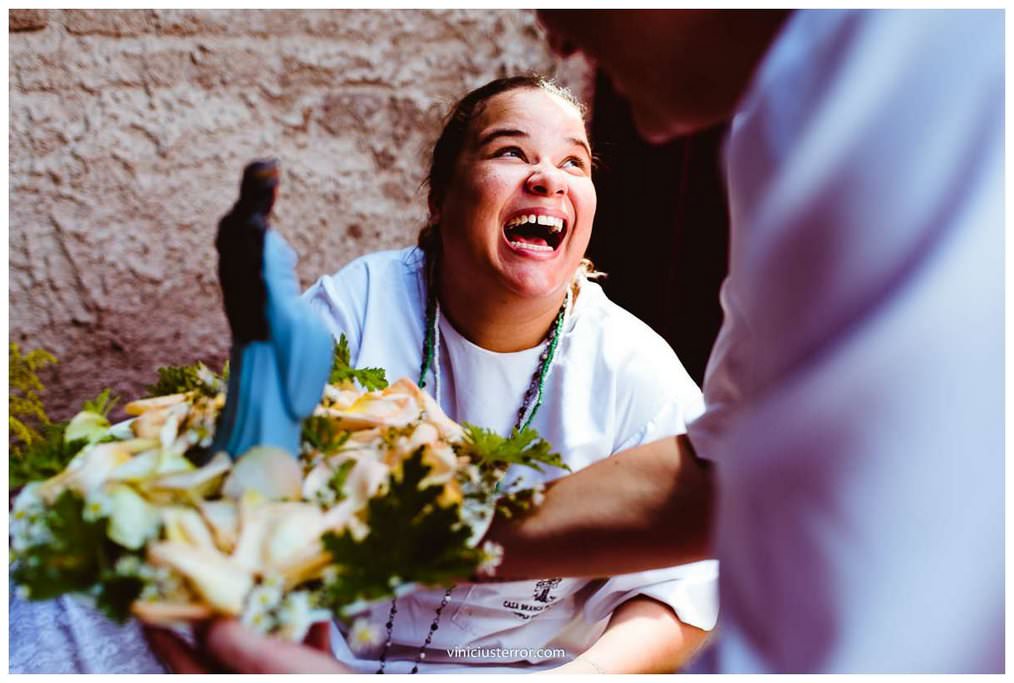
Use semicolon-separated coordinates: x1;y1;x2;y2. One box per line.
300;75;717;674
147;75;718;674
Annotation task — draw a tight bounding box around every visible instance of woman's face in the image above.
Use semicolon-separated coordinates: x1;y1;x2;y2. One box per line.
437;87;596;302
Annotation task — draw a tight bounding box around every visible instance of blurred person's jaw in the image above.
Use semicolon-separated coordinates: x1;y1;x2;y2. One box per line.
436;88;596;310
538;9;789;143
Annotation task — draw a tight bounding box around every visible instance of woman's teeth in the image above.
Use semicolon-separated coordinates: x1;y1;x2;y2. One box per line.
503;213;567;253
510;241;555;252
504;214;564;232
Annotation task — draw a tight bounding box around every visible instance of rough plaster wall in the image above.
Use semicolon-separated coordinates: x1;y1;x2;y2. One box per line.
10;9;590;420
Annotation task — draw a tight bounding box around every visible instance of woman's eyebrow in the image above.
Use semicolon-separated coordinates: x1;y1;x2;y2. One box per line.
478;128;592;158
477;128;528;148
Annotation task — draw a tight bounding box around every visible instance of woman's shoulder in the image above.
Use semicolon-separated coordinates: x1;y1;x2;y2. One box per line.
322;246;422;282
571;281;705;443
307;247;420;296
575;281;683;368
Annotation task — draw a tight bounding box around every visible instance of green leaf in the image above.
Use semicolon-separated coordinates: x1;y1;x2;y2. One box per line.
329;334;388;391
9;423;88;489
94;573;145;623
460;423;569;474
327;459;356;502
82;389;119;418
320;449;479;612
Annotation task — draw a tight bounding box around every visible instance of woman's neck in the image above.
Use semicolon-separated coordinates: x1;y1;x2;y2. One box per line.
437;277;566;353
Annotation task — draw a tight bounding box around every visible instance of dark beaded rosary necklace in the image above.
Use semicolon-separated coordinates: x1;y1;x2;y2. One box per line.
374;274;568;674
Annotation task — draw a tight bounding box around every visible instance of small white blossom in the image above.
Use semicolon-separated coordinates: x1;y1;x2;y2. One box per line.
275;591;331;642
261;574;284;590
82;490;114;522
478;540;504;576
115;555;143;576
248;580;284;612
242;609;276;634
315;485;338;506
348;617;383;654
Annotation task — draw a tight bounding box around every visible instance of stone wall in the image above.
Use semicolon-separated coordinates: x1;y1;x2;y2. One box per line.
9;9;588;419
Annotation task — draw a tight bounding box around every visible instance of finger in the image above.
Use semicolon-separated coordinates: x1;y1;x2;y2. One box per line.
305;620;332;653
203;618;350;674
143;626;214;674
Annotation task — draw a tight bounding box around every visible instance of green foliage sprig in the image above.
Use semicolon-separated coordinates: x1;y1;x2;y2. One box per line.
460;423;569;473
145;361;225;398
11;491;143;622
9;425;87;490
320;449;479;612
82;389;118;417
330;335;388;391
9;343;57;451
301;415;350;456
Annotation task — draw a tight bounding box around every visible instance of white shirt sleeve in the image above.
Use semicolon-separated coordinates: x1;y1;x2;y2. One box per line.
302;256;371;365
580;562;719;631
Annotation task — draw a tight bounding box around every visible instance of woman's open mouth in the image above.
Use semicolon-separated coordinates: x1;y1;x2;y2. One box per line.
502;213;568;254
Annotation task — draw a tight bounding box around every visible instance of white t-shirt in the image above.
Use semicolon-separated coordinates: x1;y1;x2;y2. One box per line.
305;247;717;673
687;10;1002;673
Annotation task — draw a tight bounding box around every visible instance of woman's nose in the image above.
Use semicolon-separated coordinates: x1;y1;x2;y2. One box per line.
525;166;566;196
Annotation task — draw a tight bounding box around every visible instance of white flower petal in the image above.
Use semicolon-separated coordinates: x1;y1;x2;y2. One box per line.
106;484;163;550
37;442;133;503
123;393;189;416
148;541;253;615
222;447;302;501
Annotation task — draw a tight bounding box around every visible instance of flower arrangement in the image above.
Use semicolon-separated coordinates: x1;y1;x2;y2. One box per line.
10;337;564;642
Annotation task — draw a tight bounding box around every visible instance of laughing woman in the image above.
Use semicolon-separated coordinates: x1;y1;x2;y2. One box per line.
305;76;718;673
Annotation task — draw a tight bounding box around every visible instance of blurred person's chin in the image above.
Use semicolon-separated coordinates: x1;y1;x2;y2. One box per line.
629;107;683;145
625;96;704;145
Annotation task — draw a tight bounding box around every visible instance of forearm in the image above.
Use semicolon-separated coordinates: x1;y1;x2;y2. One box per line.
487;435;713;578
551;596;710;674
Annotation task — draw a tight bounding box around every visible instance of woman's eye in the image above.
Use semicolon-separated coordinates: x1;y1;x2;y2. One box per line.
495;146;526;160
562;157;585;169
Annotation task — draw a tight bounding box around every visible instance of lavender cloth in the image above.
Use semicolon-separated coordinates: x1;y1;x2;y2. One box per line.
8;581;166;673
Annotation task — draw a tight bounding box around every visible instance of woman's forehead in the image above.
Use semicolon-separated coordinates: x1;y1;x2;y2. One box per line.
470;88;588;144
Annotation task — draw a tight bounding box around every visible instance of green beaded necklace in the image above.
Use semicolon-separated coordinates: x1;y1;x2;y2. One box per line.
418;285;569;432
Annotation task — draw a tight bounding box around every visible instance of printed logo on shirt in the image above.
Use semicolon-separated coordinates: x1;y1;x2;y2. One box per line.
533;578;562;603
501;578;563;620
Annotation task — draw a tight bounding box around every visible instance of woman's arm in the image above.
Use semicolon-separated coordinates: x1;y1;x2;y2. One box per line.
549;596;711;674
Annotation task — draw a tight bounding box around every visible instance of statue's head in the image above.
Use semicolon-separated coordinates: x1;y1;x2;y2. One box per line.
238;159;280;218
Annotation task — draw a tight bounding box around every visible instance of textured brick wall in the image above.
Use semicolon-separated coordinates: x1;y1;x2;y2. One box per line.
10;9;589;419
